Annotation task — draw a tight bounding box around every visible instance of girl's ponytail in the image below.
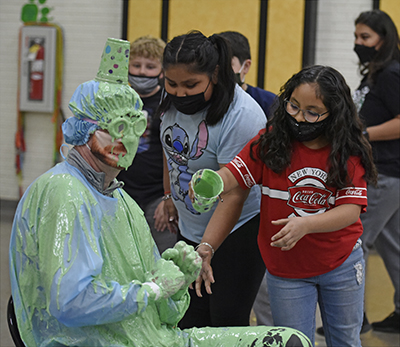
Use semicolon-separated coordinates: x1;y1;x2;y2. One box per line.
206;33;236;125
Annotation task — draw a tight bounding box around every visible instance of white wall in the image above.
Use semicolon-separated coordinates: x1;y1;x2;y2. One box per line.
314;0;373;91
0;0;376;201
0;0;122;200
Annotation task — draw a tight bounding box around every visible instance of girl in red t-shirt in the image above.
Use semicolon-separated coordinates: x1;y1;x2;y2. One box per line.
193;65;377;346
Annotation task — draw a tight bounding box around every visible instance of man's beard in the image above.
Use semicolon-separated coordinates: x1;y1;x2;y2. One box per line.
90;138;127;169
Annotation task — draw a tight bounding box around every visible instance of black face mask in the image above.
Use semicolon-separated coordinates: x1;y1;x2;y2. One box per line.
167;80;212;115
234;73;244;87
354;44;378;64
287;115;329;142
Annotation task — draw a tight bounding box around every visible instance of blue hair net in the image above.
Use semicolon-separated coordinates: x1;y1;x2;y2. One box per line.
62;117;100;146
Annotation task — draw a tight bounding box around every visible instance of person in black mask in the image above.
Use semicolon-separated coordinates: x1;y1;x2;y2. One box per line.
317;9;400;337
118;36;178;254
156;30;267;329
354;10;400;334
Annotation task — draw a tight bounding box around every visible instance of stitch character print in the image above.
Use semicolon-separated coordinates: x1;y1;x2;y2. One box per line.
162;120;208;214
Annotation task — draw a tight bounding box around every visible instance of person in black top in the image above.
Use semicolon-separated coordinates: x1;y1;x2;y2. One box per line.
354;10;400;334
317;9;400;336
118;36;177;253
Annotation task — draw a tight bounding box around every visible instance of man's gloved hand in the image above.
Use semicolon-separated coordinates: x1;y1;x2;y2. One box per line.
162;241;202;287
142;258;186;302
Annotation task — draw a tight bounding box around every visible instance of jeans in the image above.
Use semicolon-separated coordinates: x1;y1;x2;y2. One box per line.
361;174;400;315
267;245;364;347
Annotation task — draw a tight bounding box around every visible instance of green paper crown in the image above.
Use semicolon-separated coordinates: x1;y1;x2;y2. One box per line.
95;38;130;84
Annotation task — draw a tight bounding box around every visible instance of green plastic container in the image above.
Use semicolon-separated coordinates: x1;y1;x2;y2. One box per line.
191;169;224;213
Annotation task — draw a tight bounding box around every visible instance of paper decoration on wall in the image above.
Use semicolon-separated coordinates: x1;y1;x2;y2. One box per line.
21;0;52;23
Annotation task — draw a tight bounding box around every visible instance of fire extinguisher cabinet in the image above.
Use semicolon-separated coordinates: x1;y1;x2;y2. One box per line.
19;25;57;113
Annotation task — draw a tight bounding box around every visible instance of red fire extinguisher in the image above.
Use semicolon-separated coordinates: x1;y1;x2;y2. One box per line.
28;39;44;101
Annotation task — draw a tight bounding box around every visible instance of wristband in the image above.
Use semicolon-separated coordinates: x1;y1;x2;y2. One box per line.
362;129;369;141
162;194;172;201
195;242;215;257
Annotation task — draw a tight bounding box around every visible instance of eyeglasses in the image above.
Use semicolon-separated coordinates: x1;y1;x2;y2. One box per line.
284;99;329;123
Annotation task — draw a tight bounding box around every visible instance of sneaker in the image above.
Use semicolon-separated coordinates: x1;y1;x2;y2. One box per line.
361;314;372;334
371;312;400;333
316;326;325;336
316;313;371;336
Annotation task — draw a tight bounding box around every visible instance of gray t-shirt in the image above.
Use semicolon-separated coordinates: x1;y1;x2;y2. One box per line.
160;85;266;243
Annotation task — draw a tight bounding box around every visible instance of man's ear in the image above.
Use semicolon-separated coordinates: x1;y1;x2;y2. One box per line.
212;65;219;84
86;133;94;148
242;59;252;75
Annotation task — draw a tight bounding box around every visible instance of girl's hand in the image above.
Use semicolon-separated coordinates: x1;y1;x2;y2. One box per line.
192;244;215;297
270;217;309;251
154;200;168;232
163;198;179;234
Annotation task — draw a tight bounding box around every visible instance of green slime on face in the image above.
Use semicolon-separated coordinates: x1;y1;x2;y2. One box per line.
69;81;147;169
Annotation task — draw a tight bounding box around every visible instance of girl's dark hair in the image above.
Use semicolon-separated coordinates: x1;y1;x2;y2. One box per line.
251;65;377;188
355;9;400;84
156;30;235;125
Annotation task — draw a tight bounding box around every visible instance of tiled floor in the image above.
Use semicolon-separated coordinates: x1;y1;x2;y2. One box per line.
1;199;399;346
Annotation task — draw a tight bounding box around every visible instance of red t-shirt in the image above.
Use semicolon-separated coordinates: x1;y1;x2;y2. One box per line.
226;131;367;278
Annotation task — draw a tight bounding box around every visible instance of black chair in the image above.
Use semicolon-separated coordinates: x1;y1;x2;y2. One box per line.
7;296;25;347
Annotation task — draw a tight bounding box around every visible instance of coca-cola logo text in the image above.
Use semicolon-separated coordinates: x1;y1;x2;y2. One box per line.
232;157;244;168
345;189;363;196
288;186;332;210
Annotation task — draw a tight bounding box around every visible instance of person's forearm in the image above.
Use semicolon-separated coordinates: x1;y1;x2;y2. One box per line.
218;166;240;194
51;278;152;327
271;204;362;250
200;186;250;252
366;115;400;142
304;204;361;234
163;154;171;193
